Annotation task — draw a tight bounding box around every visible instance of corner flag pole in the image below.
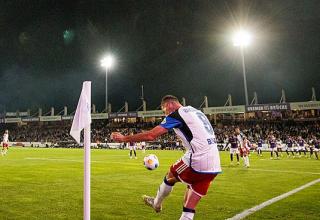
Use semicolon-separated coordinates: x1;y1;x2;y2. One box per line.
69;81;92;220
84;123;91;220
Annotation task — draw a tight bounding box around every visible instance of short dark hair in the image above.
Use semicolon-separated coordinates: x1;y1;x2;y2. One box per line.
161;95;179;105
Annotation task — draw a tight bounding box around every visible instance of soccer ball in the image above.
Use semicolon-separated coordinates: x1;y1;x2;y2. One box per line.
143;154;159;170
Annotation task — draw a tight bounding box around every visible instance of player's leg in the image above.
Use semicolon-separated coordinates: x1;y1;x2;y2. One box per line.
236;152;240;165
230;149;234;165
315;151;319;160
179;188;200;220
286;148;290;156
2;144;8;155
275;150;279;158
154;171;177;206
241;151;248;167
270;149;273;159
143;164;179;212
143;171;177;212
245;155;250;167
133;146;137;159
309;148;313;158
242;155;245;166
180;173;217;220
244;153;249;167
293;147;297;157
291;149;294;156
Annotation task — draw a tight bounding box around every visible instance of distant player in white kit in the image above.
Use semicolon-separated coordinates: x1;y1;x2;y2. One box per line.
1;130;9;156
235;128;250;168
112;95;221;220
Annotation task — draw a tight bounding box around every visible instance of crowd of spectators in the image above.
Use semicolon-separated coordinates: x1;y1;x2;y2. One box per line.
1;119;320;147
214;120;320;144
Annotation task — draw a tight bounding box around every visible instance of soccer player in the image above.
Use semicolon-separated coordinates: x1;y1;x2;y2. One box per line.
225;133;240;165
276;138;283;157
1;130;9;156
235;127;250;168
285;136;295;157
269;135;279;159
297;136;307;158
257;137;263;156
141;141;146;153
111;95;221;220
309;136;319;160
240;136;250;167
313;137;319;160
128;139;137;159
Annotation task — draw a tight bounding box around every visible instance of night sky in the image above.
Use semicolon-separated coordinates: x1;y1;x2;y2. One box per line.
1;0;320;113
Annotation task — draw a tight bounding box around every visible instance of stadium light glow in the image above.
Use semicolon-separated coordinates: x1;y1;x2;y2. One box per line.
232;30;252;47
100;55;114;69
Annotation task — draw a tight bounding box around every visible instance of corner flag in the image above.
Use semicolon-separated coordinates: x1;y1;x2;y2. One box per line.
70;81;92;143
70;81;91;220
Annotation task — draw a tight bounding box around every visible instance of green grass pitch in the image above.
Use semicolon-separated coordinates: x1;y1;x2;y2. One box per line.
0;148;319;220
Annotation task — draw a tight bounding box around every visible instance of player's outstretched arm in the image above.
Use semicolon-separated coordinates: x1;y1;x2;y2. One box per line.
111;126;168;143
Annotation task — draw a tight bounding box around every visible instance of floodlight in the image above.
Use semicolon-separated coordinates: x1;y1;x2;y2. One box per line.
232;30;252;47
100;55;114;69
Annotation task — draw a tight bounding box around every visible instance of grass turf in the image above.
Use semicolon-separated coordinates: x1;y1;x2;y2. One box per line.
0;148;319;220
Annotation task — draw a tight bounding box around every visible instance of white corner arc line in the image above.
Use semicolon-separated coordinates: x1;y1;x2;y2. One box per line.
226;178;320;220
248;168;320;176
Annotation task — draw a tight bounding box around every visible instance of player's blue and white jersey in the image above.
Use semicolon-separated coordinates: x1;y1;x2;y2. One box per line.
160;106;221;173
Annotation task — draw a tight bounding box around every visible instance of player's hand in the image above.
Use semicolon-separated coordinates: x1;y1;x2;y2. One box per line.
111;132;125;142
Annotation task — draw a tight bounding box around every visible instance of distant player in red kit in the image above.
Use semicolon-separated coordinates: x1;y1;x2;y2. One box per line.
1;130;9;156
240;136;251;168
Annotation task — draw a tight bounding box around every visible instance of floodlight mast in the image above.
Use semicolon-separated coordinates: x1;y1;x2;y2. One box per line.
232;30;252;106
100;55;115;112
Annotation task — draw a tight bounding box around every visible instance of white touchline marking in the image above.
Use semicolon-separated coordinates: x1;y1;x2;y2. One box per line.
221;166;320;175
247;168;320;175
25;157;101;163
24;157;139;165
226;178;320;220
